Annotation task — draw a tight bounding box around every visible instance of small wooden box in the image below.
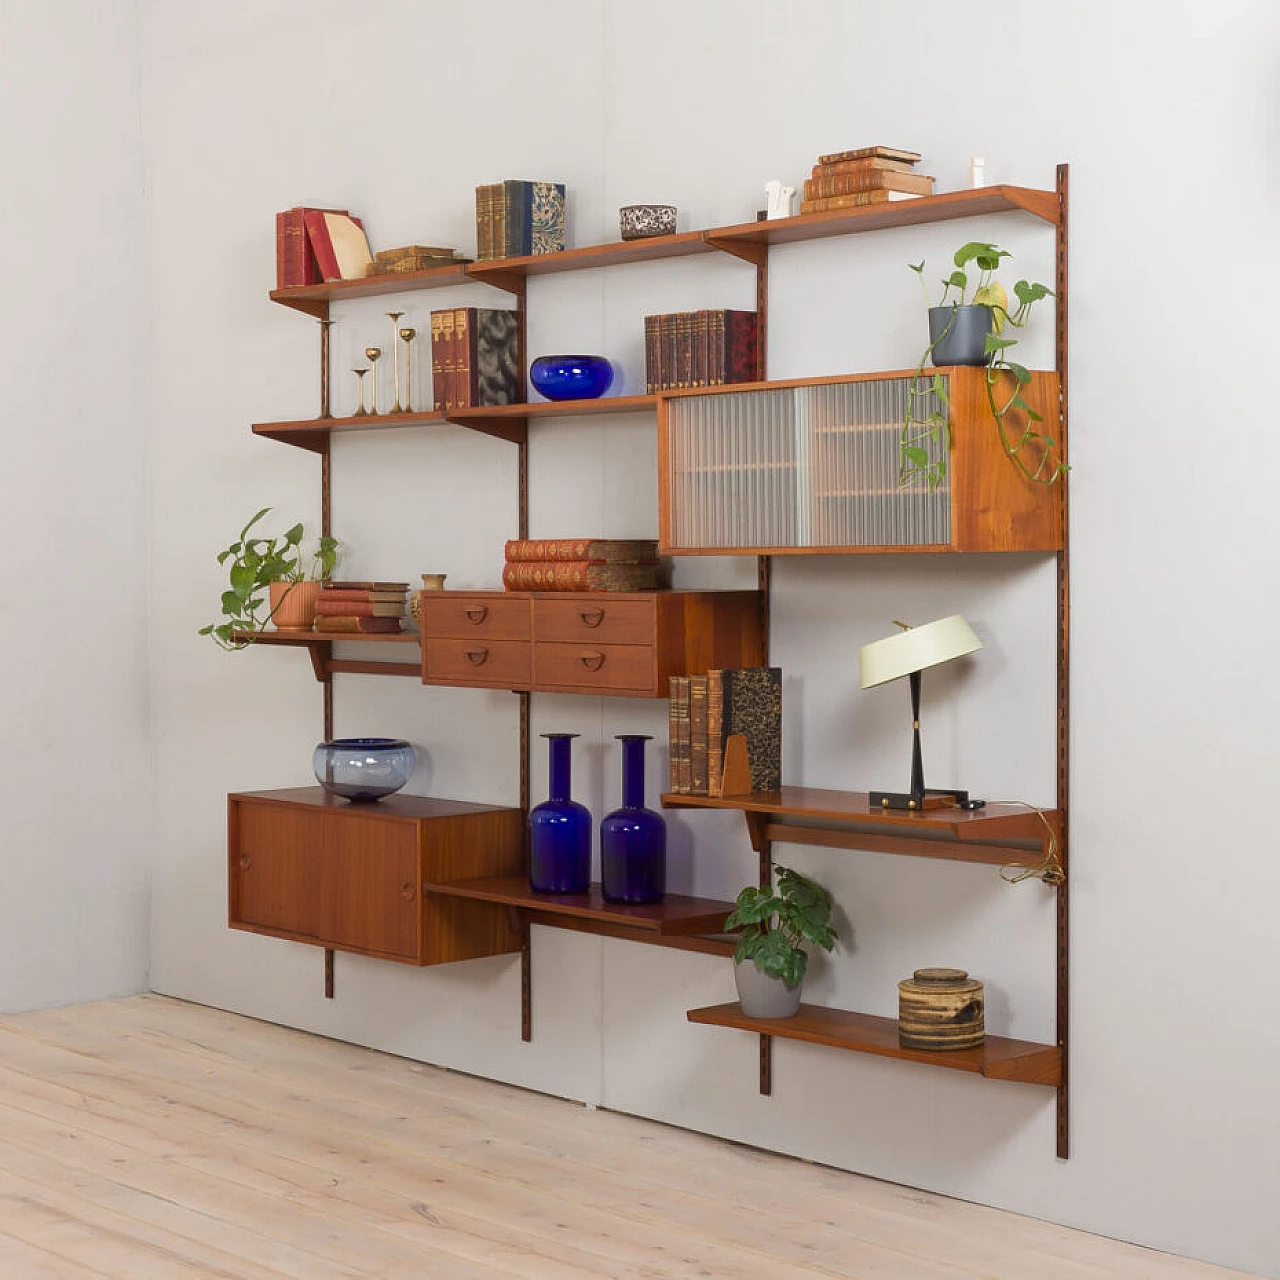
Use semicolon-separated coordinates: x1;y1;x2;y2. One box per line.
898;967;985;1050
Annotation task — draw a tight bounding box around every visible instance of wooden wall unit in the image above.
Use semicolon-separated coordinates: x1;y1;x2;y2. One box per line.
228;789;524;965
248;170;1070;1155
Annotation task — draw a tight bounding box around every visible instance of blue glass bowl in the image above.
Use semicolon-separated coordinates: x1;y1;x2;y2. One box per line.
313;738;416;802
529;354;614;401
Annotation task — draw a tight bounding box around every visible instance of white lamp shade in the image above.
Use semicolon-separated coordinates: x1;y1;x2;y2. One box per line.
858;615;983;689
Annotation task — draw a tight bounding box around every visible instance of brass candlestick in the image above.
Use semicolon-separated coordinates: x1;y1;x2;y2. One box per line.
352;367;369;416
317;318;334;419
364;346;382;415
399;326;417;413
387;312;405;412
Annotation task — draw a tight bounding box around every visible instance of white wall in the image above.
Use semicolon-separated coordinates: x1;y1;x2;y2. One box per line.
139;2;1280;1276
0;2;150;1009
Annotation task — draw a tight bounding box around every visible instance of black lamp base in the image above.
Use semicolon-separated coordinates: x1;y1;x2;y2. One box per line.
869;786;979;812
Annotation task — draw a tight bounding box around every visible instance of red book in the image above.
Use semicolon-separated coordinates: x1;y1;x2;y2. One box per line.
314;599;405;617
723;310;759;384
303;210;371;282
504;538;659;563
313;615;403;634
318;587;409;603
276;207;347;289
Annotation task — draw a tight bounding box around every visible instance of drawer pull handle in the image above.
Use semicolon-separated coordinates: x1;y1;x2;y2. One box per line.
463;605;489;624
239;853;251;870
400;883;416;902
578;607;605;628
579;651;605;671
465;648;489;665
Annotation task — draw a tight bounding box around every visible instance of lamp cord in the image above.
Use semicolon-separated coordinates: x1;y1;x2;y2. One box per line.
984;800;1065;887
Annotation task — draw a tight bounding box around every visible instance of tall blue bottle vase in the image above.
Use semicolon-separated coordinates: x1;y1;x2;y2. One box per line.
601;734;667;904
528;733;592;894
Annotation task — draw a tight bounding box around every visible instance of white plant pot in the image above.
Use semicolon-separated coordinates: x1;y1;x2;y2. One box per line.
734;959;801;1019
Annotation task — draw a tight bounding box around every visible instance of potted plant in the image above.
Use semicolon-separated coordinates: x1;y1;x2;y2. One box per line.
724;863;837;1018
900;241;1063;490
199;508;339;650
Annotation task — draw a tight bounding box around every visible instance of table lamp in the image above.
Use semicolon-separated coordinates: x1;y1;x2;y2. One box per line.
859;615;983;811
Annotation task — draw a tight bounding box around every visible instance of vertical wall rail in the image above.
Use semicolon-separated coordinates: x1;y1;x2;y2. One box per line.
1054;162;1071;1160
755;253;772;1094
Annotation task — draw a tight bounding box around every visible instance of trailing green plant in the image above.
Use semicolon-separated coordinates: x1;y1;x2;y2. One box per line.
199;507;339;651
724;863;837;988
899;241;1065;490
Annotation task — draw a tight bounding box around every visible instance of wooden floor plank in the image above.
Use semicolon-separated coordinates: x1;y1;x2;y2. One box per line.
0;996;1254;1280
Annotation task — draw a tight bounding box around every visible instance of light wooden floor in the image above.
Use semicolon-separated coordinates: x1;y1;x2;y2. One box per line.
0;995;1252;1280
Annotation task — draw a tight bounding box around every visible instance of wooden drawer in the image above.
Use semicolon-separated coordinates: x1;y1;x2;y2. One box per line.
534;595;656;645
422;592;531;640
533;641;656;695
424;636;531;688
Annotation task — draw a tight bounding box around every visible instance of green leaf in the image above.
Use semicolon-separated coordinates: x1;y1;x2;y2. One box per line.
903;446;930;467
1014;280;1053;305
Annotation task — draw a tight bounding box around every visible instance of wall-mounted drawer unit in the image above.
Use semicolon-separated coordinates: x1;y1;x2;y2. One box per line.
228;788;524;965
420;591;763;697
658;369;1062;555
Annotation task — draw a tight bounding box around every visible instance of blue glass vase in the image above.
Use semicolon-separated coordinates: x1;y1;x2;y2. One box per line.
529;354;614;401
529;733;592;894
601;735;666;904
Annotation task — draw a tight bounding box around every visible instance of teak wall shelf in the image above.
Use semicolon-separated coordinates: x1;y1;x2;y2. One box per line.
241;166;1070;1157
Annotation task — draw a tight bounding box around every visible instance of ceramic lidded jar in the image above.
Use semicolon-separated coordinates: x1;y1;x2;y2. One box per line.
897;967;985;1050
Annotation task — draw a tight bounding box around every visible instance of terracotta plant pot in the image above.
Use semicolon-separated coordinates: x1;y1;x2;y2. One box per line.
268;580;321;631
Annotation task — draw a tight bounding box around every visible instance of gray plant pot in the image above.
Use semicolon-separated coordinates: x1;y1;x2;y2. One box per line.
734;959;802;1019
928;304;994;367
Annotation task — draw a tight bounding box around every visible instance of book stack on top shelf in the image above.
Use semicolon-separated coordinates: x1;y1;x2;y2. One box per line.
800;145;934;215
474;180;567;260
644;309;758;393
314;582;410;634
275;207;374;286
429;308;520;412
502;538;668;592
669;667;781;796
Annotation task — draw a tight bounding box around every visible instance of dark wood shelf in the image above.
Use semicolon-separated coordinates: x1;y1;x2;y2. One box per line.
236;630;419;646
232;629;421;682
466;231;715;285
252;410;447;453
687;1002;1061;1086
662;787;1058;869
269;262;477;316
423;876;735;957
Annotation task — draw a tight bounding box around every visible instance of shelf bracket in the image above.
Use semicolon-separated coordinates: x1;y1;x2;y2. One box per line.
704;236;768;268
464;269;528;299
442;413;528;445
308;641;334;683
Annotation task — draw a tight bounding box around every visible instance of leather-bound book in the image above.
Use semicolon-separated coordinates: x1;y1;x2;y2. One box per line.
303;210;372;281
708;667;782;796
722;311;759;384
313;615;403;634
504;538;659;564
500;561;669;591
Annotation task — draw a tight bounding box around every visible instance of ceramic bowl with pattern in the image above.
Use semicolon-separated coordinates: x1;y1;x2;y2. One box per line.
619;204;677;240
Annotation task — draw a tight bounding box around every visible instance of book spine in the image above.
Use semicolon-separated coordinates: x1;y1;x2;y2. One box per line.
501;561;665;590
430;311;446;411
529;181;566;254
710;310;725;385
800;191;916;213
276;210;318;289
302;209;341;282
689;674;709;795
644;315;659;395
444;307;459;411
505;538;659;563
802;171;934;199
503;181;531;258
692;309;709;388
314;600;405;617
817;145;922;165
475;184;494;260
318;588;409;603
811;156;918;178
313;615;403;633
706;669;725;795
662;312;677;392
676;312;694;390
668;675;690;794
455;308;475;409
724;311;758;384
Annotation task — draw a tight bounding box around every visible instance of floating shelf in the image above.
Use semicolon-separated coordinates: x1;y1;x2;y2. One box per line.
423;876;735;956
268;185;1060;320
687;1002;1061;1087
232;630;421;682
662;787;1059;869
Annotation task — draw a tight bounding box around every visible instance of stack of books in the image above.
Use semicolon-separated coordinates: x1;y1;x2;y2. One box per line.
800;145;934;215
668;667;781;796
430;308;520;412
370;245;469;275
474;180;567;260
314;582;410;634
643;309;758;393
502;538;669;592
275;207;373;286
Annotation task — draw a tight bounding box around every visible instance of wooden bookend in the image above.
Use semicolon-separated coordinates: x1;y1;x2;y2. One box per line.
718;734;754;796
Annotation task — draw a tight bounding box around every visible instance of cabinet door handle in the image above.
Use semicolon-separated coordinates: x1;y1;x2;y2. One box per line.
239;853;251;870
463;605;489;624
400;883;416;902
578;651;605;671
578;607;605;628
465;648;489;665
